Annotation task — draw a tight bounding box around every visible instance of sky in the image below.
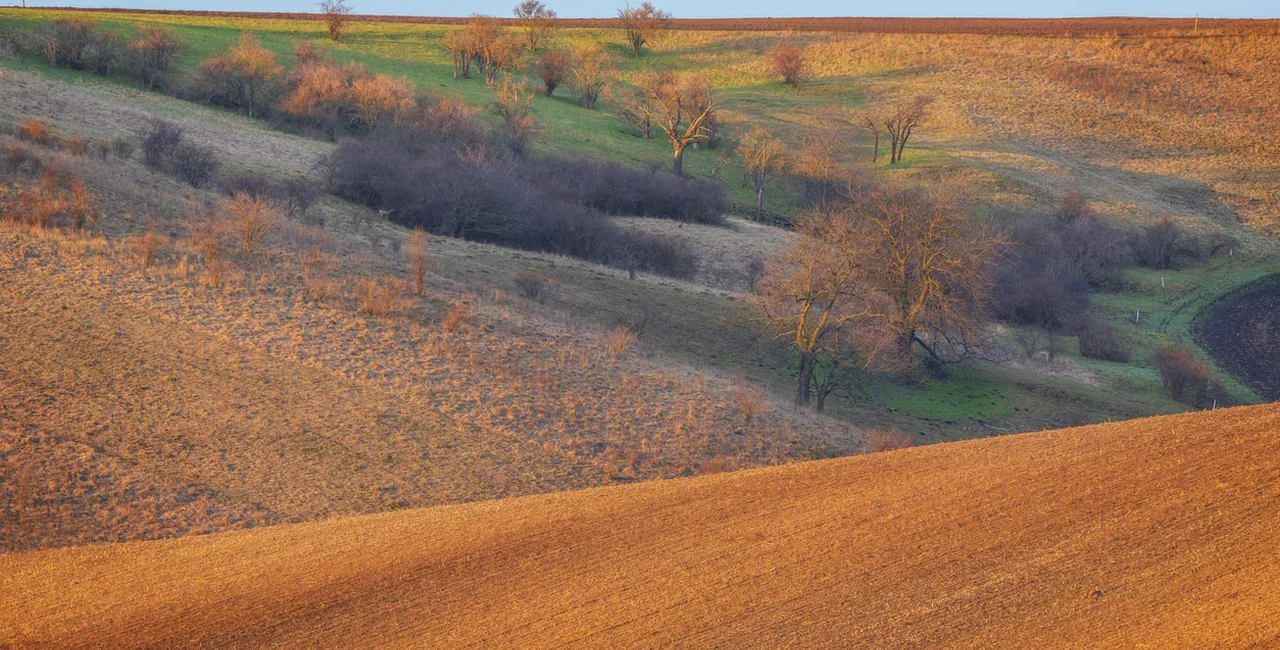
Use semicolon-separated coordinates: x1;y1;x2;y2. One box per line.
9;0;1276;19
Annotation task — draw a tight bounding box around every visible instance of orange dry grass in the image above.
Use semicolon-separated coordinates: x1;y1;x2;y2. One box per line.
4;404;1279;648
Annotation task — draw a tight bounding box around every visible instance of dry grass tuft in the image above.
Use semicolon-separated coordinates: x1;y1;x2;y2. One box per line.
132;226;165;269
356;276;409;318
861;427;916;453
403;227;430;295
440;300;473;332
15;119;59;147
733;385;767;423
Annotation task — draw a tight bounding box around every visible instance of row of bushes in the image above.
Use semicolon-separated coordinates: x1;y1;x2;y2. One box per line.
10;20;183;90
515;157;726;224
332;127;699;277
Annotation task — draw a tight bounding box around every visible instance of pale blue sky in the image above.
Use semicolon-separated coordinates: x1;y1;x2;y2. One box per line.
10;0;1275;19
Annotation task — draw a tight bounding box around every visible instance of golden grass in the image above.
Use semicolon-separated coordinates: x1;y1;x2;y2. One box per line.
4;404;1279;647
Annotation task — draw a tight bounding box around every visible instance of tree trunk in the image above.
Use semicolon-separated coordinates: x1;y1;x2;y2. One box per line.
872;131;879;163
795;353;815;405
897;330;915;369
672;143;686;176
755;185;764;221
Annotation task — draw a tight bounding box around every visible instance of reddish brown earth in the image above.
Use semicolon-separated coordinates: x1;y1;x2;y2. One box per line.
4;404;1279;648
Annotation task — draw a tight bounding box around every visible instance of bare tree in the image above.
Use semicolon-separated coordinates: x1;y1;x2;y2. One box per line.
858;106;885;163
631;71;715;176
513;0;557;50
441;29;477;79
737;125;785;221
768;41;807;87
881;96;932;164
568;43;615;109
536;47;570;95
319;0;353;41
792;128;841;207
754;209;880;406
617;2;671;55
849;187;1004;370
491;75;537;154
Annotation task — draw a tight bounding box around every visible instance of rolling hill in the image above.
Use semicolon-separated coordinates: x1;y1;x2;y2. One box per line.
5;403;1278;648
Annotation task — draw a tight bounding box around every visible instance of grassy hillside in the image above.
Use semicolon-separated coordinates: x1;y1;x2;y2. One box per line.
5;402;1279;647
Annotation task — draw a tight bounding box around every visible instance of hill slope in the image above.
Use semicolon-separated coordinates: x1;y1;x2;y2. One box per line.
4;405;1279;648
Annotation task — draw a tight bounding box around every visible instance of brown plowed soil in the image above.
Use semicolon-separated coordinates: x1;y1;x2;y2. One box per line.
4;404;1279;648
1197;274;1280;400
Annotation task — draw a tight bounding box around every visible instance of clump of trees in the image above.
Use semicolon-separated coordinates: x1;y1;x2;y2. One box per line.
536;47;570;95
617;2;671;55
569;44;616;109
193;33;283;117
1155;346;1227;408
275;59;414;138
861;96;932;164
15;20;185;90
757;184;1005;405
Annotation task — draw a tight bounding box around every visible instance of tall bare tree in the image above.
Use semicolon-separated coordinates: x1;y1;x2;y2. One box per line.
631;71;715;176
513;0;557;50
441;29;477;79
850;187;1004;369
882;96;932;164
737;125;785;221
318;0;352;41
858;106;885;163
617;2;671;55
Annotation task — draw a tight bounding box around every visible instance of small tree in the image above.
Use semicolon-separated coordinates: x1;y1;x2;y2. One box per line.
568;43;615;109
441;30;477;79
859;106;885;163
792;129;841;207
491;75;537;154
631;71;715;176
403;227;430;294
617;2;671;55
881;95;932;164
513;0;557;50
319;0;353;41
126;27;184;90
737;125;785;221
465;15;521;86
536;47;571;95
768;42;807;87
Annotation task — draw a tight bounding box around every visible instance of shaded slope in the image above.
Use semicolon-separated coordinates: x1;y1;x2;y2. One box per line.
4;405;1279;648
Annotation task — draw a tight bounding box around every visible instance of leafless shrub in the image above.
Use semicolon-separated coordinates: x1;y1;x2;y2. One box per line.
745;256;766;292
110;137;135;160
403;227;431;294
304;273;340;304
862;428;916;453
604;325;638;359
1135;217;1205;270
133;226;165;269
193;33;282;117
140;120;183;169
515;268;557;302
1076;317;1131;363
1154;346;1214;406
536;47;571;95
733;385;767;422
356;276;409;317
490;75;537;155
219;172;274;199
16;119;59;147
126;27;184;90
276;178;322;222
768;41;808;87
3;142;42;175
65;137;90;157
440;300;473;332
222;192;280;257
568;43;615;109
171;142;220;187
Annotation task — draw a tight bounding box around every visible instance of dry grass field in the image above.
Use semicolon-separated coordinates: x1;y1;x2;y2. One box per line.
4;403;1278;648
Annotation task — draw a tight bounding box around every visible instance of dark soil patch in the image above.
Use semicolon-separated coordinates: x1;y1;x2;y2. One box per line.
1196;274;1280;401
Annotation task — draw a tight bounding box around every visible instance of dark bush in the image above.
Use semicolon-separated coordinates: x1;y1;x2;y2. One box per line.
140;120;183;169
515;157;727;224
515;269;557;302
1076;317;1131;363
110;137;136;160
171;142;220;187
275;178;322;221
331;129;699;278
1134;217;1205;270
219;171;274;199
125;27;185;90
